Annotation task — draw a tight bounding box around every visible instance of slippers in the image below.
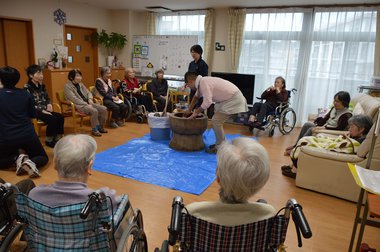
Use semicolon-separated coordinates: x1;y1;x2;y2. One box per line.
282;168;297;179
281;165;292;171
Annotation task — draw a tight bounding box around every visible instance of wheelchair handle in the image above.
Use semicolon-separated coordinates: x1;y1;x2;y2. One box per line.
287;199;312;239
0;183;18;200
80;190;105;219
168;196;183;246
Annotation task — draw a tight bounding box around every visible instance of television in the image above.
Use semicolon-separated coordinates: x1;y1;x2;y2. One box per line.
211;72;255;106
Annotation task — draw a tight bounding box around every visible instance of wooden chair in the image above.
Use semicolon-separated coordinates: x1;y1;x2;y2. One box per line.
55;90;90;133
32;103;61;136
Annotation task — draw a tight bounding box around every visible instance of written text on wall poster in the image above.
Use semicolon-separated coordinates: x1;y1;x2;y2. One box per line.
132;35;198;77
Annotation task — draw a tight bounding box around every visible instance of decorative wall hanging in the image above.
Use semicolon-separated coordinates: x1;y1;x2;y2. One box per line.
53;8;67;26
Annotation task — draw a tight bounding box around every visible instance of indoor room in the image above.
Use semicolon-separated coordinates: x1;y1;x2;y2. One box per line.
1;0;380;251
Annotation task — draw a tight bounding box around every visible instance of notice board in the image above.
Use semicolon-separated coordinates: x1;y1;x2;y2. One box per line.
132;35;198;77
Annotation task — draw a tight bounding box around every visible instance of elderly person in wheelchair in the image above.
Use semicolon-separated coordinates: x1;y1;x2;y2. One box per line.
186;137;275;225
12;134;147;252
28;134;119;208
157;138;312;252
248;76;288;130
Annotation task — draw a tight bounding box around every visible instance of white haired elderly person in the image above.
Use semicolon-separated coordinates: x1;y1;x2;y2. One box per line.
29;134;118;209
186;137;275;226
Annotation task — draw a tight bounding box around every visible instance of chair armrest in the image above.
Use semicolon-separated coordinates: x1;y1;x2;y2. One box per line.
52;103;61;113
93;96;103;105
118;94;124;102
300;146;364;163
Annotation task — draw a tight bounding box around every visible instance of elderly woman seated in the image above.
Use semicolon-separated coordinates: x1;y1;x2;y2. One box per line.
281;114;373;178
186;137;275;226
29;134;118;209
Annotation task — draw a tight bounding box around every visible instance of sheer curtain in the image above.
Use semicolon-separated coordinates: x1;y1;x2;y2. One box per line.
239;7;377;124
156;10;206;47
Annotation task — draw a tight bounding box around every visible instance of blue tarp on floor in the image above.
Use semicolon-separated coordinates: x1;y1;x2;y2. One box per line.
93;129;250;195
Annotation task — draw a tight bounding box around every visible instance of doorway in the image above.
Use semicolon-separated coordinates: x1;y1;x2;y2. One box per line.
64;25;98;87
0;18;35;88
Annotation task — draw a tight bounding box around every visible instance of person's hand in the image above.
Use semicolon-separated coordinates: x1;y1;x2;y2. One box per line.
112;96;119;101
187;112;198;119
88;99;94;105
46;104;53;112
183;109;192;117
160;95;167;99
42;110;52;115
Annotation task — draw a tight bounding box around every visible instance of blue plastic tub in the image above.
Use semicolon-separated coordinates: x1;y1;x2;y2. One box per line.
150;127;171;141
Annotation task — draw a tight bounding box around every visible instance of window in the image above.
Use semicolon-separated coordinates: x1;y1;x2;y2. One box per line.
239;8;377;123
156;11;206;48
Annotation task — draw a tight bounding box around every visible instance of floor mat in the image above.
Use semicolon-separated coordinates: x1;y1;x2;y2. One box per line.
93;129;250;195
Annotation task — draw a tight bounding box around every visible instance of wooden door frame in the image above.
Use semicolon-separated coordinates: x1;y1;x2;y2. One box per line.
63;24;98;82
0;16;35;66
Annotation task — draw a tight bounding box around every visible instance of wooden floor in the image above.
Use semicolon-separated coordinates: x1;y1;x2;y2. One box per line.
2;117;379;251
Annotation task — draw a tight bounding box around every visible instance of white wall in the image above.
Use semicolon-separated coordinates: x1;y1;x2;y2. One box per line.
211;8;231;73
0;0;131;66
1;1;229;72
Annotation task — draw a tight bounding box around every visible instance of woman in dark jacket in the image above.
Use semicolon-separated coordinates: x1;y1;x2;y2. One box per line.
248;76;288;128
148;69;169;112
25;64;64;147
0;66;48;177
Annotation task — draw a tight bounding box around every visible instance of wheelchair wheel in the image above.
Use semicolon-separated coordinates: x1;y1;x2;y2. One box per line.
279;108;296;135
136;116;144;124
0;223;24;252
116;223;148;252
124;99;133;120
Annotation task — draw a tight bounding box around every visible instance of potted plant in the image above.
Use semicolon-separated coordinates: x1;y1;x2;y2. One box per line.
93;29;127;67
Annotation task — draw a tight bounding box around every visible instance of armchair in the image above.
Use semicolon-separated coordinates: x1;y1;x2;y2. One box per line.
296;94;380;202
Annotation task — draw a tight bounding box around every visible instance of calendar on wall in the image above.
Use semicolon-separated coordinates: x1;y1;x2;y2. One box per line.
132;35;198;77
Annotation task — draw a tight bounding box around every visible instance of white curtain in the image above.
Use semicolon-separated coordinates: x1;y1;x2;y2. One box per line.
239;7;377;124
146;12;157;35
156;10;206;47
228;8;246;72
203;9;215;69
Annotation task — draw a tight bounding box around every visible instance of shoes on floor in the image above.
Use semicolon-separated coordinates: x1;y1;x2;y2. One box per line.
98;128;108;133
282;168;297;179
92;130;102;137
252;121;265;131
109;121;119;128
281;165;292;172
205;145;218;154
16;154;28;175
116;120;125;127
21;159;40;178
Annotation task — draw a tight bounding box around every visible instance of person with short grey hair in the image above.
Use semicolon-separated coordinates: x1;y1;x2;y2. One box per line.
29;134;118;208
95;66;128;128
186;137;275;226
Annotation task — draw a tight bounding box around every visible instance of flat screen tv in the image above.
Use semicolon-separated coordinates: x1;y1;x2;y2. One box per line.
211;72;255;106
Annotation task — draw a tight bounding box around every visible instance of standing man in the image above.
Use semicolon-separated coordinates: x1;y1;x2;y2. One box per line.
184;72;248;154
188;45;208;108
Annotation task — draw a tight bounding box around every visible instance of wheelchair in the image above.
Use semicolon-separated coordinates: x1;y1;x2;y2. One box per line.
0;183;24;252
1;185;147;252
155;196;312;252
250;88;297;137
113;79;149;124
